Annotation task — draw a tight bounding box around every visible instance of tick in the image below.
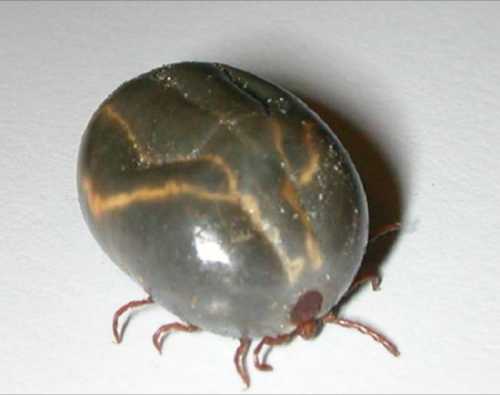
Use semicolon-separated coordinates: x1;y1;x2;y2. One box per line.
77;62;400;387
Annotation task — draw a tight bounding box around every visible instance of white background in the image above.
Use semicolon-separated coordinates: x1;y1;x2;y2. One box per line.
1;2;499;394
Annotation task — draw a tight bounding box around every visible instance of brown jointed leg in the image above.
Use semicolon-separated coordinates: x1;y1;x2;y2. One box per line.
234;337;252;388
369;222;401;245
112;295;154;344
322;313;400;357
254;331;297;372
350;222;401;293
349;272;382;293
152;322;200;354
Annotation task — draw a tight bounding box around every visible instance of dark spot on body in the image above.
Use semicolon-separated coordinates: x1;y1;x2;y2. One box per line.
290;290;323;324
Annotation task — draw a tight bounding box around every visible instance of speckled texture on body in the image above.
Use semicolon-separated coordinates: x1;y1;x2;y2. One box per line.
77;62;369;338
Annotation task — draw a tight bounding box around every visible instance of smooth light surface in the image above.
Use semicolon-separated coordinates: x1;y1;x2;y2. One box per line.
1;2;499;394
78;62;369;339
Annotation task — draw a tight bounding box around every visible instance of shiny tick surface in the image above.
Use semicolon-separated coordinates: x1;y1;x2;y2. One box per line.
77;62;397;387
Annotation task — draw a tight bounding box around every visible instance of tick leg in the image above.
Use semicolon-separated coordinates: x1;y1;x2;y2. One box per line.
369;222;401;245
112;295;154;344
254;332;297;372
349;272;382;292
322;313;400;357
234;337;252;388
152;322;200;354
350;222;401;293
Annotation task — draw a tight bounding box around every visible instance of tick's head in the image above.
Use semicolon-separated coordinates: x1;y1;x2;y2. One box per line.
290;290;324;340
296;319;321;339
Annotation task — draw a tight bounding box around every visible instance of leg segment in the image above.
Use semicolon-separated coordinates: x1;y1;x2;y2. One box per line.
322;313;400;357
112;295;154;344
369;222;401;245
350;222;401;293
152;322;199;354
254;331;297;372
349;272;382;293
234;337;252;387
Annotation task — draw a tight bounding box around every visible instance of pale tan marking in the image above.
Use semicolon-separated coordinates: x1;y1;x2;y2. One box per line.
305;233;322;270
280;178;323;270
86;109;321;284
104;104;239;193
83;176;310;284
269;118;324;273
173;154;239;193
271;119;292;173
102;104;154;165
286;257;306;284
240;194;309;283
298;122;320;185
271;119;320;186
82;177;238;219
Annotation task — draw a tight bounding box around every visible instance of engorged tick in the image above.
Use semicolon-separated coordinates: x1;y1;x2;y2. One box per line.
77;61;400;387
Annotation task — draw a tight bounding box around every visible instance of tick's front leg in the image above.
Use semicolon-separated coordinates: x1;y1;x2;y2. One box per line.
322;313;400;357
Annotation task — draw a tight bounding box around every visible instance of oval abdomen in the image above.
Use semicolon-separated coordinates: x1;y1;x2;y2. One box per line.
77;62;369;338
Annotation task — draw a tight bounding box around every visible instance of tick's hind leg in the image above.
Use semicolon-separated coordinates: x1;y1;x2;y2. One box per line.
322;313;400;357
369;222;401;245
350;222;401;293
234;338;252;388
112;295;154;344
254;331;297;372
152;322;200;354
349;271;382;293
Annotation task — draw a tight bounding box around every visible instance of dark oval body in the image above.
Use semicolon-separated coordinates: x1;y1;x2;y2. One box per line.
77;62;368;338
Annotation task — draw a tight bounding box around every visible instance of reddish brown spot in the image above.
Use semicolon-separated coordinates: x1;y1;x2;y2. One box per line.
290;290;323;324
297;320;319;339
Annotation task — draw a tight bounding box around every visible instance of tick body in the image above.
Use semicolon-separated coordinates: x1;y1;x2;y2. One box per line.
78;62;398;386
